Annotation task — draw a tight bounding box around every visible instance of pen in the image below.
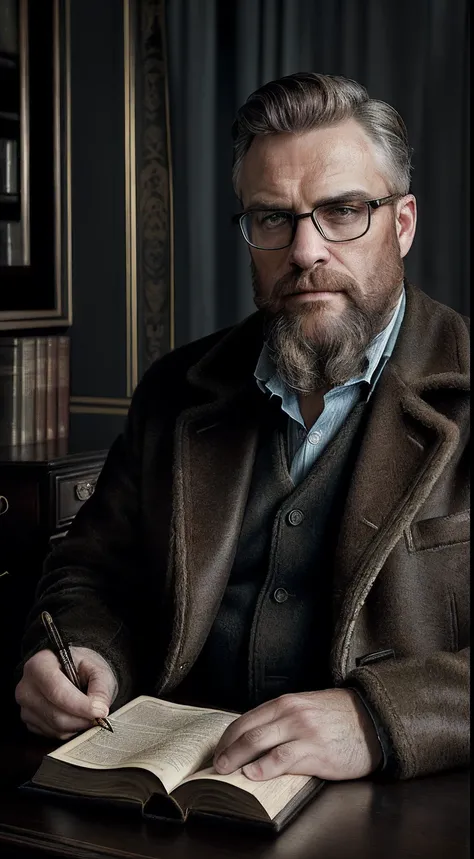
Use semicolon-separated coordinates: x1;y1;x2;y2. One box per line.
41;611;114;733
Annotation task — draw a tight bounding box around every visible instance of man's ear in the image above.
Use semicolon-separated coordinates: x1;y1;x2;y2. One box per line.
396;195;417;259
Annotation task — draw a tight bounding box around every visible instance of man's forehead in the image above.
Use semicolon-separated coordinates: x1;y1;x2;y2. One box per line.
240;120;383;200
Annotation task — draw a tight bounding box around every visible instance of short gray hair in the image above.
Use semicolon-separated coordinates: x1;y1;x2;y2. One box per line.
232;72;412;197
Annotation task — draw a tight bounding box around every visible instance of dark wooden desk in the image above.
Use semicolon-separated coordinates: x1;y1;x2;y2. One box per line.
0;728;469;859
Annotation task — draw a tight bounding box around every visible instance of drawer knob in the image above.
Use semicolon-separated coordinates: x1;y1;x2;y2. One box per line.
74;480;97;502
0;495;9;515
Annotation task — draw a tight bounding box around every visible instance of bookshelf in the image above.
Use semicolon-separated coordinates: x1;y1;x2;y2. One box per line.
0;0;71;330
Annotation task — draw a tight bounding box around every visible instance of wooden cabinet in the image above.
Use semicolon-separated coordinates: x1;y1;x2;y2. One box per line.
0;442;107;721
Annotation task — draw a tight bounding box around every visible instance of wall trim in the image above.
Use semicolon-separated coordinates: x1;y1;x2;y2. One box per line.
70;405;129;416
124;0;139;397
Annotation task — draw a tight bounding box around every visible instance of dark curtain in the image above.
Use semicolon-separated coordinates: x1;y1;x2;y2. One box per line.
165;0;470;347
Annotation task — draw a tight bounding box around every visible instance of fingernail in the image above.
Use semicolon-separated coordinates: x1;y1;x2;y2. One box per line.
91;700;108;718
242;763;258;779
215;754;229;772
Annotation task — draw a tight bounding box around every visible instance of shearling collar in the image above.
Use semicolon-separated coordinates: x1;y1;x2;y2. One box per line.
389;281;469;391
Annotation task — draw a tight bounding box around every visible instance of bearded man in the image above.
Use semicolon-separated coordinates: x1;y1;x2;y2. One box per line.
16;73;469;783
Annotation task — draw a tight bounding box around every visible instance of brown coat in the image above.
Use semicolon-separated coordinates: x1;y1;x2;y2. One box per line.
23;281;470;779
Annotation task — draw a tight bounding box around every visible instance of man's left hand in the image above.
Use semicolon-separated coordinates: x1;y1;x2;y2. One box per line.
213;689;382;781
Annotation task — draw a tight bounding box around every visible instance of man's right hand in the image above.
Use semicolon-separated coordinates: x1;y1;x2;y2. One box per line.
15;647;118;739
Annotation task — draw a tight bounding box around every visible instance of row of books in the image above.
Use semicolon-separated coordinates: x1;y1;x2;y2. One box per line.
0;335;70;446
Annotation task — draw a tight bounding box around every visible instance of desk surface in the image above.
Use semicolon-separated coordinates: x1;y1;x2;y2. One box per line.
0;729;469;859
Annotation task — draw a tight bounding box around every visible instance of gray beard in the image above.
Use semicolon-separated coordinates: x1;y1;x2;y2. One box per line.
264;301;383;393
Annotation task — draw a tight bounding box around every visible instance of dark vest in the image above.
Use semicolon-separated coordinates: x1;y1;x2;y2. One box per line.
175;392;370;712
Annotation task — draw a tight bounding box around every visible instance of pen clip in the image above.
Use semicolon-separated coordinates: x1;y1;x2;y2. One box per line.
41;610;64;652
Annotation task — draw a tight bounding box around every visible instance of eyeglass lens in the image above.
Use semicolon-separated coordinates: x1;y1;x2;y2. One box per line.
241;201;371;248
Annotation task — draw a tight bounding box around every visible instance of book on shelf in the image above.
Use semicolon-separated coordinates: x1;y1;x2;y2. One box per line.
0;336;35;446
0;333;70;447
45;335;58;442
19;336;36;444
0;336;20;445
26;695;324;832
34;337;47;443
57;334;70;438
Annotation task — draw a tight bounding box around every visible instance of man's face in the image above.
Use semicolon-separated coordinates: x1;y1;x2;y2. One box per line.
239;120;416;391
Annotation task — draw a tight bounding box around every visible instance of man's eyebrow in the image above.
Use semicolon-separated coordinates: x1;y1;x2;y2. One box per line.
245;189;373;210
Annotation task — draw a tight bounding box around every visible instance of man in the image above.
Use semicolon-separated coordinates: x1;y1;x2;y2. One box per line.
16;73;469;782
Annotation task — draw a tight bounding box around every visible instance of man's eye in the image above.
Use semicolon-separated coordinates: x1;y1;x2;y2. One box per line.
259;212;291;228
323;204;363;220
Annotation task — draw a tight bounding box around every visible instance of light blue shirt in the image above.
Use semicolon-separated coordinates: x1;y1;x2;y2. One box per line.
254;288;406;484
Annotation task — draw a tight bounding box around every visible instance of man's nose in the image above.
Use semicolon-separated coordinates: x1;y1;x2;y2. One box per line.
288;215;331;269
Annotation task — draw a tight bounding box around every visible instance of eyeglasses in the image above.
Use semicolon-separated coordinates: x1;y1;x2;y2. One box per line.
232;194;401;250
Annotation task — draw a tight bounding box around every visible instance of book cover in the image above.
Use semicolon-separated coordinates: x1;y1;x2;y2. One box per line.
57;335;70;438
45;336;58;441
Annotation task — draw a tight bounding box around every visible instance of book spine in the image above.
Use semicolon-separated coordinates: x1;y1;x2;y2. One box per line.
45;336;58;441
34;337;47;444
0;339;20;446
19;337;36;445
57;335;70;438
0;1;19;55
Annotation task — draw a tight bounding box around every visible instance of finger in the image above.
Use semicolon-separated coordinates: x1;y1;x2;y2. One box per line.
215;716;294;774
24;720;59;739
214;698;284;762
20;709;80;741
242;740;310;781
18;668;93;724
20;705;78;739
82;662;117;717
20;699;95;738
23;651;100;720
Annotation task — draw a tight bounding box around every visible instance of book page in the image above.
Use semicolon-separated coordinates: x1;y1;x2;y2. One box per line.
48;696;239;794
180;766;313;819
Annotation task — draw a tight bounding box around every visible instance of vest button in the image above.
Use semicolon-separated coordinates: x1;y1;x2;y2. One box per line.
287;508;304;526
273;587;289;603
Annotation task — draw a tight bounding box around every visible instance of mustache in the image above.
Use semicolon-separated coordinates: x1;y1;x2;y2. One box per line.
257;269;357;308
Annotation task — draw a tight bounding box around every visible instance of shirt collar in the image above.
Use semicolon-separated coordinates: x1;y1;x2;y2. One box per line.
254;286;406;405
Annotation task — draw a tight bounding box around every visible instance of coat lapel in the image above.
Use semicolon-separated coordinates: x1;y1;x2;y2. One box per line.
158;314;265;693
331;364;469;682
330;282;470;680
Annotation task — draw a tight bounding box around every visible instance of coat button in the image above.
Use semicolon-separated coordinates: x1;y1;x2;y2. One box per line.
179;662;189;671
287;508;304;526
273;587;289;603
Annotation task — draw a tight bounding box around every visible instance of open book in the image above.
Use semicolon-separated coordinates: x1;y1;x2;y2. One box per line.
28;695;324;832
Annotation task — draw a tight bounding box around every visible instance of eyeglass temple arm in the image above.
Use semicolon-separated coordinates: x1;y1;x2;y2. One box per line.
369;194;401;210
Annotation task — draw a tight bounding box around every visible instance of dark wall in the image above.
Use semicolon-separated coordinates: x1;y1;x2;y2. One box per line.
68;0;128;450
167;0;470;347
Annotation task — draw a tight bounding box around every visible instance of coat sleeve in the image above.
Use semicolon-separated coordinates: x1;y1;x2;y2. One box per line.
18;381;148;710
343;647;470;779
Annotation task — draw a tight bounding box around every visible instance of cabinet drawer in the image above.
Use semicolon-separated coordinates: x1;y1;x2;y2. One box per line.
55;468;102;529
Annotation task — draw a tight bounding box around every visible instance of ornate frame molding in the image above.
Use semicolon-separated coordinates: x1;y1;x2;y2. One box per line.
70;0;174;415
135;0;175;368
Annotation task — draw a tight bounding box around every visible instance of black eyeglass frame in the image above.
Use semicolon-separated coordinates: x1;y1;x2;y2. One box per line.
232;194;402;249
